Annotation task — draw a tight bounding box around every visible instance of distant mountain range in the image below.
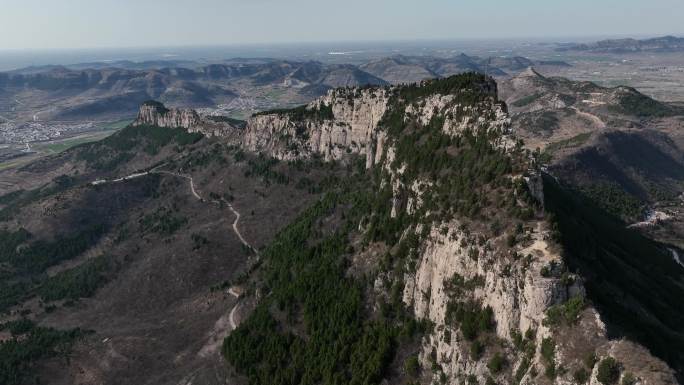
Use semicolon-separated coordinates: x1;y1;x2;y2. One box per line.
557;35;684;53
360;54;570;84
0;60;388;121
0;54;570;123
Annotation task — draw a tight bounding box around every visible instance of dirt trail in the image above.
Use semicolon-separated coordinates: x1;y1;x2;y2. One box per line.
227;289;240;330
153;170;256;255
570;107;606;129
196;288;241;359
154;171;203;201
91;169;253;350
92;169;255;253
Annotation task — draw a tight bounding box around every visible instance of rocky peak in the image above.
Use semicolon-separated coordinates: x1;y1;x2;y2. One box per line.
243;74;508;167
132;100;241;138
510;67;551;91
133;100;201;129
271;73;676;385
243;86;392;166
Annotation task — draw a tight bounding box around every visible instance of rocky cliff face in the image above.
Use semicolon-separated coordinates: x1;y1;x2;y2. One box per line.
368;79;677;385
401;218;676;385
134;101;202;129
243;87;391;167
313;76;675;385
132;100;238;138
242;78;511;168
368;79;677;384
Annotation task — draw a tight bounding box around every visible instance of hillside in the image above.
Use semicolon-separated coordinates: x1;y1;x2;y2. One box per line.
499;67;681;152
0;74;681;385
499;68;684;224
0;121;349;384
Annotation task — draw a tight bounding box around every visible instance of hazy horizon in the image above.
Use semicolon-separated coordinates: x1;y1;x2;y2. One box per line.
1;33;683;72
1;0;683;50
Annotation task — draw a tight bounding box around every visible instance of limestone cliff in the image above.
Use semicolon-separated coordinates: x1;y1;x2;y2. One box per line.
243;87;391;167
132;100;238;138
241;78;512;168
401;219;676;385
134;101;201;128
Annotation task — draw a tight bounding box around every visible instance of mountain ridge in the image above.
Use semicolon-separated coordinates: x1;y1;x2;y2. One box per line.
0;73;681;385
557;35;684;53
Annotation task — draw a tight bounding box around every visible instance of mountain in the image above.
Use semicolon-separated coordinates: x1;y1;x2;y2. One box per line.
360;56;439;84
485;56;571;72
360;54;508;84
499;67;684;226
8;60;203;74
288;62;388;89
0;66;238;121
500;67;681;145
0;60;386;124
0;55;565;135
0;73;681;385
360;54;571;84
132;100;244;138
558;35;684;53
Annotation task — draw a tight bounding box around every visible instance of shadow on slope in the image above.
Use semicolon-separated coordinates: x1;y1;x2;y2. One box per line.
543;174;684;380
549;130;684;221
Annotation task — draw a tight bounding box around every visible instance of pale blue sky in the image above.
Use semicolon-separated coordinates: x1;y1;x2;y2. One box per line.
0;0;682;49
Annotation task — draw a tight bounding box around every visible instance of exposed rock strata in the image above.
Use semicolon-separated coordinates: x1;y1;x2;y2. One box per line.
133;101;238;138
243;87;391;167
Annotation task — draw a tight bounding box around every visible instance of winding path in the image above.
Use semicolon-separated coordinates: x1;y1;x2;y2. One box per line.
154;171;203;201
570;107;606;129
91;168;256;337
227;287;241;330
153;169;257;256
92;168;256;254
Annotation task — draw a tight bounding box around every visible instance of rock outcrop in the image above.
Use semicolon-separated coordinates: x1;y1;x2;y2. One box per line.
132;100;239;138
134;101;202;129
242;77;511;168
243;87;391;167
393;180;676;384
